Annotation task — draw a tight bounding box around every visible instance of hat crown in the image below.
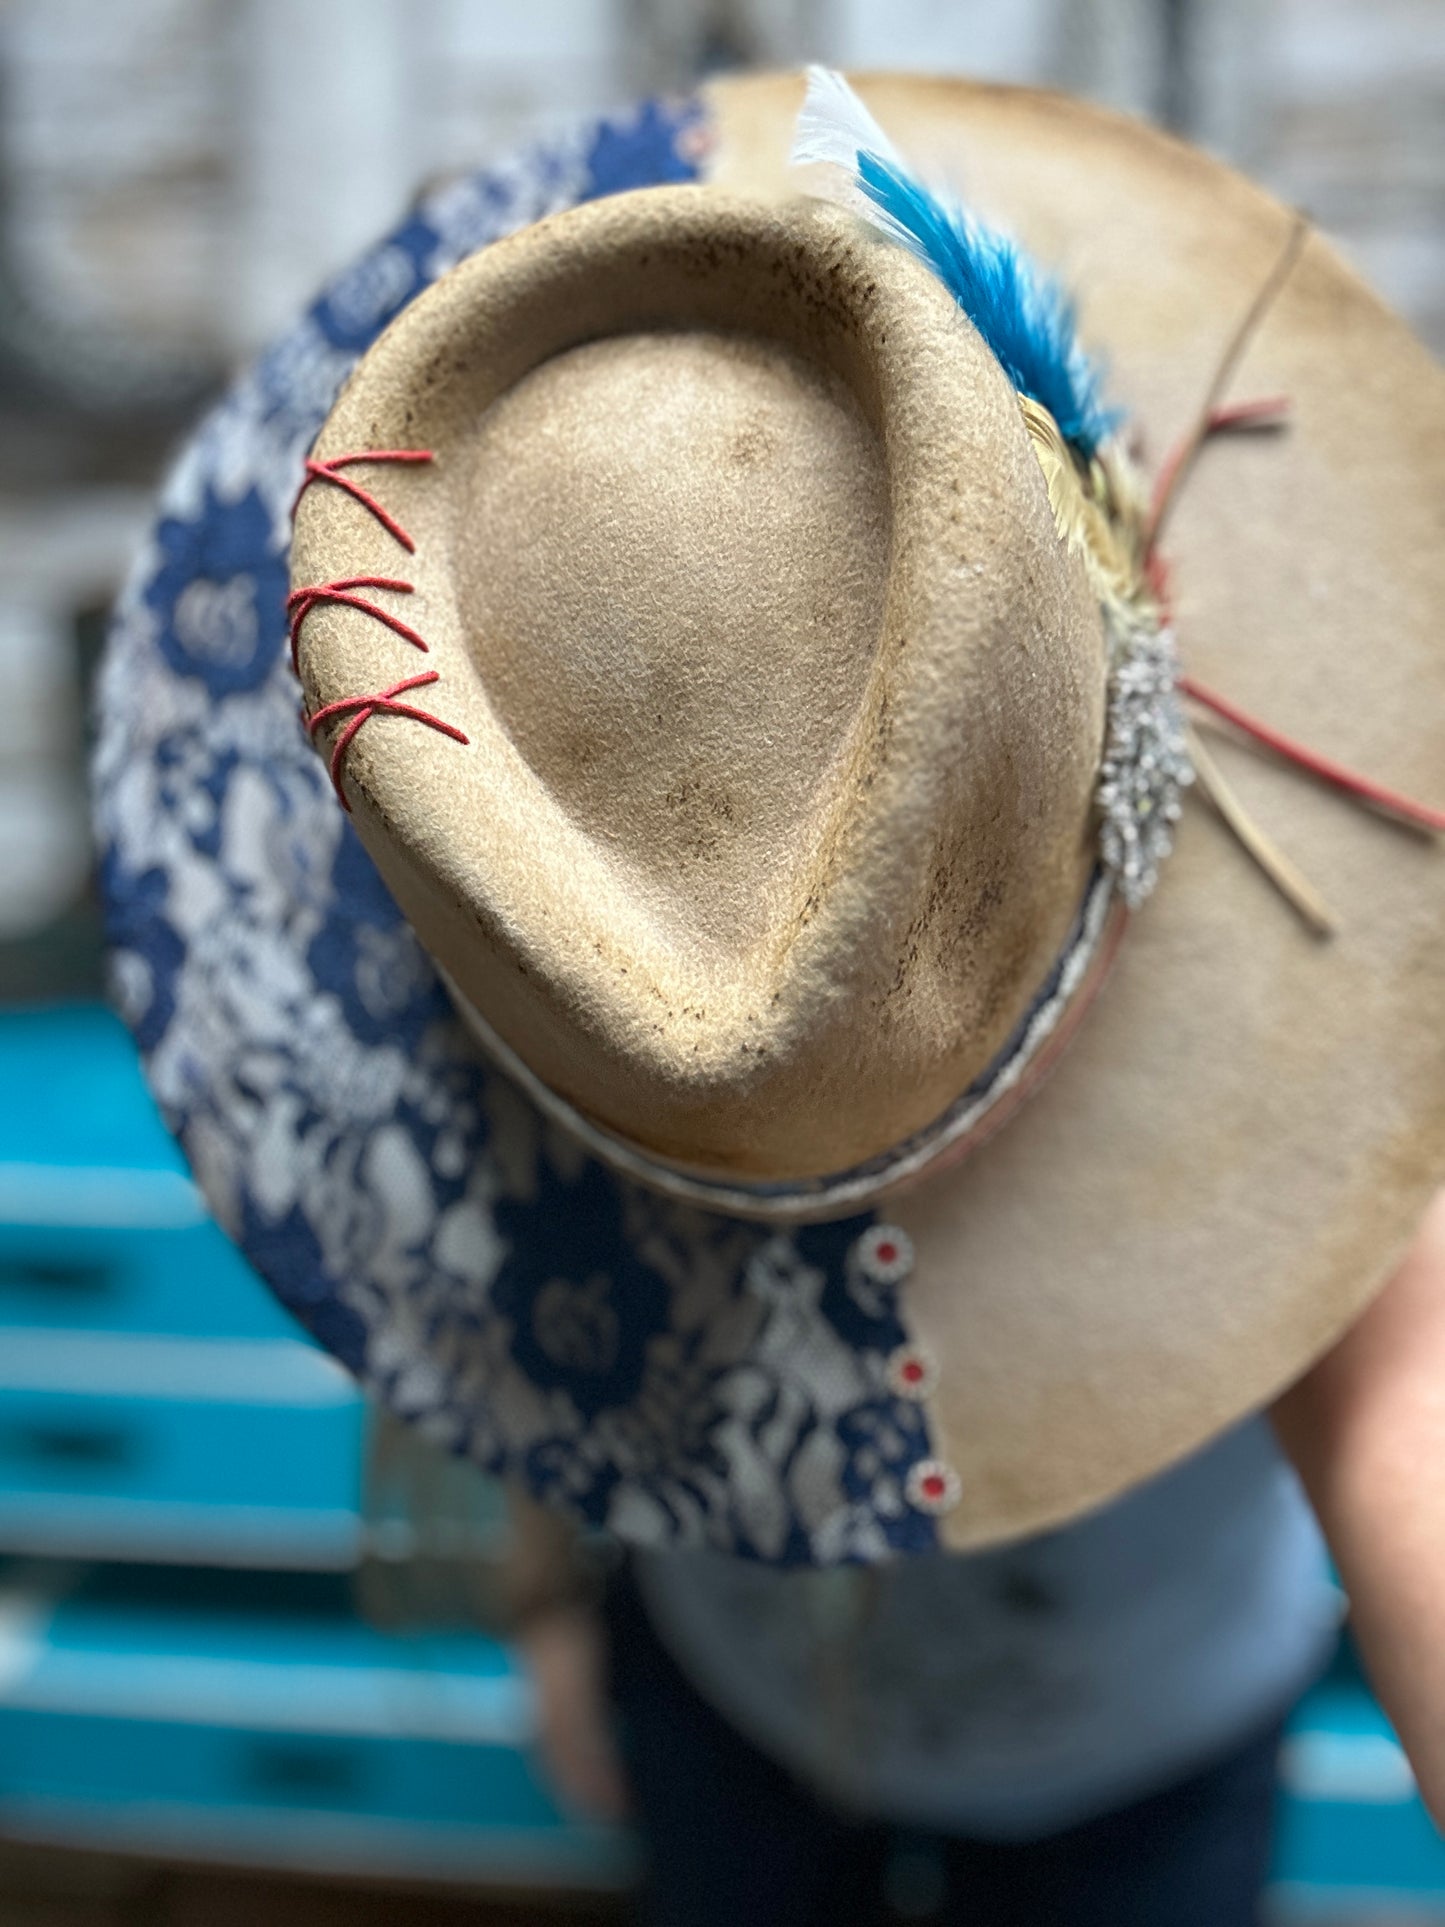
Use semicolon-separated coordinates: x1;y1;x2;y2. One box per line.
462;326;890;966
294;187;1106;1188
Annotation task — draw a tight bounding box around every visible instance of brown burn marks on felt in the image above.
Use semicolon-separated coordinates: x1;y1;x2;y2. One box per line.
881;833;1015;1019
671;214;887;350
663;774;738;863
728;414;778;470
548;717;603;780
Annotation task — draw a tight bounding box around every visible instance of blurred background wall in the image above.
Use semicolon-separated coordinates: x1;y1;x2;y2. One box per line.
4;0;1443;364
0;0;1441;999
0;6;1441;1915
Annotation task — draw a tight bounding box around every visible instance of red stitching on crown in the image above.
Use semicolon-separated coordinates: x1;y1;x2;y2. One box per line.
292;449;434;553
286;575;426;673
304;671;469;811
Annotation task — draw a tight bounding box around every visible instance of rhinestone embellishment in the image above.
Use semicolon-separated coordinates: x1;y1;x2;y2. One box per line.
1097;619;1194;909
906;1458;962;1515
855;1224;914;1285
886;1344;938;1400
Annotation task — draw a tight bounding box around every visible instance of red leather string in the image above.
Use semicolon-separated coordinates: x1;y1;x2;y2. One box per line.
1147;396;1290;535
305;671;469;811
1150;398;1443;838
1179;675;1445;833
286;575;426;672
292;450;434;553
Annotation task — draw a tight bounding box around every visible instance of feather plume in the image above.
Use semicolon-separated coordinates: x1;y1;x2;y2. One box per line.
790;68;1119;457
791;63;909;177
1019;395;1150;625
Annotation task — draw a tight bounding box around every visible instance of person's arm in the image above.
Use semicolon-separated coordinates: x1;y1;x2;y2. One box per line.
1272;1186;1445;1826
502;1489;630;1823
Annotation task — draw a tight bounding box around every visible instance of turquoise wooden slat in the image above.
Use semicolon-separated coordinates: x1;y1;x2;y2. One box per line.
0;1332;365;1565
0;1004;299;1342
1272;1680;1445;1913
0;1004;375;1565
0;1221;303;1343
0;1004;193;1174
0;1561;631;1889
1;1560;1442;1905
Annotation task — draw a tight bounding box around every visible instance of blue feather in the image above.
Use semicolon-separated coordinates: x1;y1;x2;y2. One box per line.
855;150;1119;458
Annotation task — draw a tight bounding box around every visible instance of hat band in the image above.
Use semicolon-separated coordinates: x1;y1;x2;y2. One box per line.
445;865;1127;1224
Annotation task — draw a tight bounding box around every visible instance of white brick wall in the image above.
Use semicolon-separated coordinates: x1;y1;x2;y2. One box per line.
0;0;229;349
1261;0;1445;347
0;0;1439;956
2;0;1440;357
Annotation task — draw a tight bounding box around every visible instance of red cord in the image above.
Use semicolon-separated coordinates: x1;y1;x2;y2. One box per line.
286;575;426;672
1147;397;1444;835
292;450;434;553
305;671;469;811
1147;397;1290;538
1179;676;1445;833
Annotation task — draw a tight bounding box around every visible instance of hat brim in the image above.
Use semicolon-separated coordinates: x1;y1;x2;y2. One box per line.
703;72;1445;1547
96;77;1444;1563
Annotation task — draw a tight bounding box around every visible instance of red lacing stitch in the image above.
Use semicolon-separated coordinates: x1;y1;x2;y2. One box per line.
286;575;426;673
305;671;469;811
292;449;434;553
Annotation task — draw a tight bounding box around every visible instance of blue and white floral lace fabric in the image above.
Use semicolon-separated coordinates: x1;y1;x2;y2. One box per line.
93;98;940;1567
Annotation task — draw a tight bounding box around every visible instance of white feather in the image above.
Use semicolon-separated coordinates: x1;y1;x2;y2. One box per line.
789;65;905;178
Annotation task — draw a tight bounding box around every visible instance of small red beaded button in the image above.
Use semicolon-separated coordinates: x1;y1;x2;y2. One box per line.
855;1223;914;1285
886;1344;938;1400
906;1458;962;1515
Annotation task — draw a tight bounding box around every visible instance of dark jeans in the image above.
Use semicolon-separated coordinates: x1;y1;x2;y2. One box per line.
606;1569;1283;1927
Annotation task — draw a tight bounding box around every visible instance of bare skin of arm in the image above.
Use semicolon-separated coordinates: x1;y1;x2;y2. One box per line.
1273;1185;1445;1828
503;1491;630;1822
517;1602;630;1822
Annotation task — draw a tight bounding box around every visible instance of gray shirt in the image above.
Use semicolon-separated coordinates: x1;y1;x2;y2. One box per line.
636;1419;1339;1838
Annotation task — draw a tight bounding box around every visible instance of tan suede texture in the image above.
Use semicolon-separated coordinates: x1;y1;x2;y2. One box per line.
293;189;1105;1179
706;73;1445;1547
293;73;1445;1547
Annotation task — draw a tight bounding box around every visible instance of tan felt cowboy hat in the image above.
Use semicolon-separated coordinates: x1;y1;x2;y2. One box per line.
288;69;1445;1549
